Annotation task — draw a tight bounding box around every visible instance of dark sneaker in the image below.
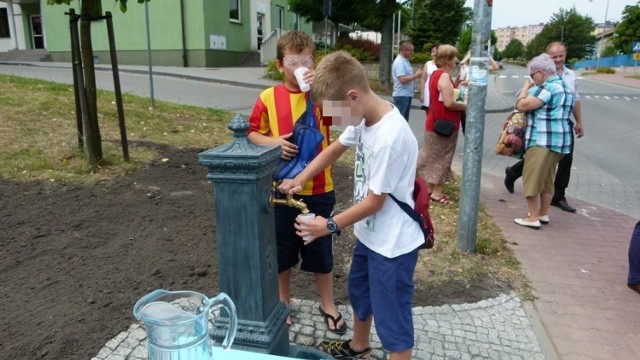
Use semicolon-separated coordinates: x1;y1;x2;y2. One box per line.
504;167;515;194
320;339;371;359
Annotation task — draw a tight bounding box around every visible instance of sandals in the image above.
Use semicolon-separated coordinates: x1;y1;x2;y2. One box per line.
430;194;454;205
318;306;347;335
321;339;371;359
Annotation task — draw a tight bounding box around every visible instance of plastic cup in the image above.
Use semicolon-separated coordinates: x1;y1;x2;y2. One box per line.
294;67;310;92
296;212;315;241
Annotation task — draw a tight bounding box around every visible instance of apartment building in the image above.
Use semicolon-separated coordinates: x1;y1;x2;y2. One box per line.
495;23;544;50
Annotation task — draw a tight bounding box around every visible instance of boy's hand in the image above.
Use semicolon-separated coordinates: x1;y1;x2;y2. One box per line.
295;215;329;245
302;69;315;85
414;69;423;79
278;179;303;195
278;133;298;160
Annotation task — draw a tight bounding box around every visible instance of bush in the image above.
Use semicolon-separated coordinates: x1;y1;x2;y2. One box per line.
596;67;616;74
411;52;432;65
337;37;380;60
264;59;284;81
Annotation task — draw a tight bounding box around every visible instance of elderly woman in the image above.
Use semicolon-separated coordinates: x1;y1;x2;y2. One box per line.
416;44;466;205
514;53;574;229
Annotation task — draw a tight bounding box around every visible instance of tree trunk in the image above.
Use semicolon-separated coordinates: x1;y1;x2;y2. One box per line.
378;15;393;89
80;0;103;165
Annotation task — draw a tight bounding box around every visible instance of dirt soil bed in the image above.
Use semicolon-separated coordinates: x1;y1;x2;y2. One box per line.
0;144;510;359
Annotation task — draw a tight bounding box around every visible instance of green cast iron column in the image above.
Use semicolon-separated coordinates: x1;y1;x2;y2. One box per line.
198;114;289;355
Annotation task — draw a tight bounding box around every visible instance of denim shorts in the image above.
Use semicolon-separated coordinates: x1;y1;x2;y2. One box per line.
274;191;335;274
348;240;419;352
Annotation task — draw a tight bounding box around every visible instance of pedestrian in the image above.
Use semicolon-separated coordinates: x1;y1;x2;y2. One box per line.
278;51;424;360
513;53;574;229
416;44;467;205
419;43;440;113
628;220;640;295
392;40;423;122
505;42;584;213
247;31;346;335
455;50;500;134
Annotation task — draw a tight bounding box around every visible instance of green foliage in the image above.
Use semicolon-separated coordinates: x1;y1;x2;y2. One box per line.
409;0;472;50
456;28;498;59
411;51;432;65
457;27;472;56
611;2;640;54
601;44;619;58
526;8;595;60
265;59;284;81
596;67;616;74
502;39;526;59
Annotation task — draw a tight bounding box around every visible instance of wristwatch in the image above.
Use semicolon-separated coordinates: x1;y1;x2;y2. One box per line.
326;216;341;236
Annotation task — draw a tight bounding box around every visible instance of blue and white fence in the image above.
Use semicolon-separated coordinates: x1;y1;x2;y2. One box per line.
573;54;637;69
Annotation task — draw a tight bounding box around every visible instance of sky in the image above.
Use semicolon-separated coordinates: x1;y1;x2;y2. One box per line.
463;0;636;28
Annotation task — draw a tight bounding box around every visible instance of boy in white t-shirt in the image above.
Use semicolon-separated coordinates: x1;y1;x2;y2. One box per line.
278;51;423;360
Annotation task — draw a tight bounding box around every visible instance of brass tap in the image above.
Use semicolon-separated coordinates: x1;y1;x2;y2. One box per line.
269;193;309;214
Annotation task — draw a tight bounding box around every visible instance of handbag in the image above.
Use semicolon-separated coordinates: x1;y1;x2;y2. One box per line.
495;111;526;159
434;119;455;137
388;177;435;250
272;99;325;181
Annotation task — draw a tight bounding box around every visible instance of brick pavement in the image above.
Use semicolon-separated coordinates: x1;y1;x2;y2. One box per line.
479;172;640;360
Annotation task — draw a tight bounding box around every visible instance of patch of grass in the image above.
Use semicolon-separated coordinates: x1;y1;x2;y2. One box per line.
0;73;530;302
413;177;530;296
0;74;233;183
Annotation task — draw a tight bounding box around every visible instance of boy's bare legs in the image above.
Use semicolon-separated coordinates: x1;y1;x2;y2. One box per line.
315;272;345;330
350;315;412;360
349;314;372;355
278;269;293;325
390;349;413;360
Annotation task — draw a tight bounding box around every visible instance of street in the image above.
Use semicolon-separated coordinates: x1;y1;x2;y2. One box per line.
478;63;640;219
1;61;638;218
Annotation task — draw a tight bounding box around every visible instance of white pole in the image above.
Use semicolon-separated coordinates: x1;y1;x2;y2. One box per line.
6;0;19;50
144;2;155;107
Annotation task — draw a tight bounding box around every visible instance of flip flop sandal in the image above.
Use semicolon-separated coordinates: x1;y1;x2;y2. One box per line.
318;306;347;335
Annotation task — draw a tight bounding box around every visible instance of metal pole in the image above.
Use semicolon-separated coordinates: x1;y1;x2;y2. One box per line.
67;9;83;149
6;0;18;50
456;0;493;253
68;9;91;154
397;10;401;47
391;13;396;75
105;12;129;162
324;17;328;55
144;1;155;107
596;0;610;69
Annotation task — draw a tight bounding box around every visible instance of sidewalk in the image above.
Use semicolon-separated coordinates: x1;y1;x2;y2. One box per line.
578;69;640;89
4;61;638;359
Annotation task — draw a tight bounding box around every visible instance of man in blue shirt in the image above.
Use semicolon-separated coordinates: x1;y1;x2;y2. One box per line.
392;41;422;122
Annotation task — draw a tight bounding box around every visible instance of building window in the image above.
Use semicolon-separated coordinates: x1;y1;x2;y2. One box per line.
0;9;10;38
229;0;240;22
293;13;299;31
275;6;284;29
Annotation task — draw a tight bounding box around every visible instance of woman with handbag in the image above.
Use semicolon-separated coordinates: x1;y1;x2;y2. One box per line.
416;44;466;205
513;53;574;229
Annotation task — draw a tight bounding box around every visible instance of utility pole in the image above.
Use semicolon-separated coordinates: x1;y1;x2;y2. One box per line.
456;0;493;253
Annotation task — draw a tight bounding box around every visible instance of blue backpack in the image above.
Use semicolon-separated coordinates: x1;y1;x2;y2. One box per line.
272;98;325;181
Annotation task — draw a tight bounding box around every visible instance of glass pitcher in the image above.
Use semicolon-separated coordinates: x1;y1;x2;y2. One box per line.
133;289;238;360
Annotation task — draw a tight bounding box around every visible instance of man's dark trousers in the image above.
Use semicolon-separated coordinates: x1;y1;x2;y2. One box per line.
508;131;574;202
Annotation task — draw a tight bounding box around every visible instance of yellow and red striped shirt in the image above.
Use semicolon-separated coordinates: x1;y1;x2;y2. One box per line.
248;84;333;195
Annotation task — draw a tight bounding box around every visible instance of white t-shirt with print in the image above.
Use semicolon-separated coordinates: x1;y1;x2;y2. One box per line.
338;105;423;258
